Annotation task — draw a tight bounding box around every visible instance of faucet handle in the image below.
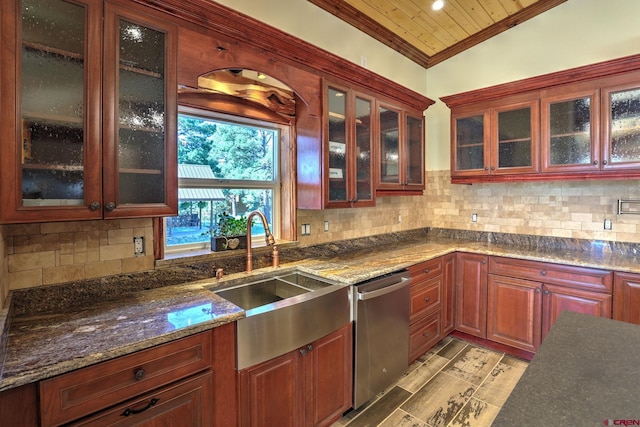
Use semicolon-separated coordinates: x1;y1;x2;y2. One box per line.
271;245;280;268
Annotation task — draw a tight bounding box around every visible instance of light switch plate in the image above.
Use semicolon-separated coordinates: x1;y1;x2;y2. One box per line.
604;219;612;230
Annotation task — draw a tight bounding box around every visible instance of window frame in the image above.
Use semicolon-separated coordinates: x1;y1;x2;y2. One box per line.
163;105;292;255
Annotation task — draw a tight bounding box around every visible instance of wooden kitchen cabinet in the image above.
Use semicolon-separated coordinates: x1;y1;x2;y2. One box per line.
487;274;542;352
454;252;488;338
613;271;640;324
488;256;612;351
450;93;539;179
0;0;177;223
238;323;352;427
377;102;425;194
0;383;39;427
324;81;375;208
407;254;455;363
443;55;640;183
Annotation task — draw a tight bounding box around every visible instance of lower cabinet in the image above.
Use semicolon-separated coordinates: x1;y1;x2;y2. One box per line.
33;323;236;427
408;254;455;363
486;256;612;352
238;323;353;427
613;271;640;324
454;252;488;338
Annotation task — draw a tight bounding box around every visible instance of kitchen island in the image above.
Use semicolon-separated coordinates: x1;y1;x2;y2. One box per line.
493;311;640;426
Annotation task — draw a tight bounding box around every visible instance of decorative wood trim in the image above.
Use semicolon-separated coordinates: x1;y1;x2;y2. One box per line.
441;53;640;108
308;0;567;69
132;0;434;112
451;170;640;185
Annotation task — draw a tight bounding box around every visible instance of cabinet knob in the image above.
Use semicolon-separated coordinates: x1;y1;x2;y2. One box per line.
481;260;486;265
299;348;307;356
544;289;550;295
424;297;430;302
134;368;145;381
484;166;489;171
490;166;495;171
423;333;430;338
593;160;598;166
535;288;541;294
89;202;100;211
423;269;430;274
602;160;608;165
105;202;116;211
307;344;313;352
540;270;546;276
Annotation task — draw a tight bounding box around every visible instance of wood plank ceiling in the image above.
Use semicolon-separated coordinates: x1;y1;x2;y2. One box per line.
308;0;567;68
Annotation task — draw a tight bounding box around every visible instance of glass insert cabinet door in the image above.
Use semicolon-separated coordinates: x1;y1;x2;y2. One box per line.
103;3;177;215
491;100;539;174
602;82;640;170
19;0;101;211
452;111;489;174
379;105;400;184
354;96;373;202
541;88;599;172
327;86;348;203
405;114;424;186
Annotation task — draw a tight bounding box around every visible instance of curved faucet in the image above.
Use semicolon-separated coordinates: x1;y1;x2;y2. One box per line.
246;210;276;272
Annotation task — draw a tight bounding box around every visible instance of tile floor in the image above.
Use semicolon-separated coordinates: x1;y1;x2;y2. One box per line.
332;337;529;427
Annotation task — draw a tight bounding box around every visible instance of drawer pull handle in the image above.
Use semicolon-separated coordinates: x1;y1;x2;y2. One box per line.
541;270;547;276
424;297;430;302
424;269;430;274
121;398;159;417
134;369;145;381
423;333;429;338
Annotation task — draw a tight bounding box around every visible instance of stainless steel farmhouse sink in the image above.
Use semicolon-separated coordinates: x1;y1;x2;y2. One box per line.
210;270;351;369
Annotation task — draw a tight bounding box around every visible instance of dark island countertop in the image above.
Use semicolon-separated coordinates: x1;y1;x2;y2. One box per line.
493;311;640;426
3;231;640;392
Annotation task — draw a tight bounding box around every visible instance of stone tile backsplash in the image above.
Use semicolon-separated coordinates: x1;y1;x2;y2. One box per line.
2;170;640;305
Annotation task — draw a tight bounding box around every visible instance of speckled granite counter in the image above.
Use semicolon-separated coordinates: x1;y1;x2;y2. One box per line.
493;311;640;426
3;228;640;393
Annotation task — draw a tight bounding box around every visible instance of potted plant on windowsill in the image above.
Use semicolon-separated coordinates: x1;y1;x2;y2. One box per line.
210;212;248;251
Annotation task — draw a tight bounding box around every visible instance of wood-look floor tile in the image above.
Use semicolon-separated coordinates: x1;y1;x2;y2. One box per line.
400;372;475;427
378;409;430;427
347;386;412;427
436;339;467;359
448;397;501;427
473;356;527;407
441;345;503;386
397;354;449;393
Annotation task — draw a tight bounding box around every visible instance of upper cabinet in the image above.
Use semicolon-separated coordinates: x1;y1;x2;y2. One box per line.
377;103;425;194
451;94;538;177
325;82;375;208
0;0;177;223
443;56;640;183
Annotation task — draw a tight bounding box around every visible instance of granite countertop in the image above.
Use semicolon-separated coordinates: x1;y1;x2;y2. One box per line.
493;311;640;426
2;232;640;392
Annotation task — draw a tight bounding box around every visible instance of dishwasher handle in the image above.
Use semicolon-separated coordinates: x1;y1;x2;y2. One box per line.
356;276;410;301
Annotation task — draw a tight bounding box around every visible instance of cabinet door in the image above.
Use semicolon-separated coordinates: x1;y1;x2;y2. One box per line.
103;2;177;218
491;97;539;174
326;85;349;205
307;324;353;427
602;74;640;170
451;109;490;176
378;103;402;187
541;84;600;172
238;350;303;427
409;312;441;363
441;253;456;336
353;95;375;205
69;372;213;427
455;252;488;338
541;283;612;340
404;113;425;190
613;272;640;324
487;275;542;352
0;0;103;223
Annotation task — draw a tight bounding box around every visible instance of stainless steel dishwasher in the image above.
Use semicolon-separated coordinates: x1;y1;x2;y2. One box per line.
352;270;411;409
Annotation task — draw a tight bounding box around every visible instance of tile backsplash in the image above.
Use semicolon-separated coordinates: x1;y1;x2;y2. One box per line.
2;170;640;306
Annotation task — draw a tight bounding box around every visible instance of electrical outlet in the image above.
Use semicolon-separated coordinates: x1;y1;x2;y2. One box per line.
133;236;145;255
472;213;478;223
398;214;402;223
302;224;311;236
324;220;329;232
604;219;612;230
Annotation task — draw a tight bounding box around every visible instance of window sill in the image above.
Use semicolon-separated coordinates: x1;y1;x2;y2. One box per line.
156;239;299;269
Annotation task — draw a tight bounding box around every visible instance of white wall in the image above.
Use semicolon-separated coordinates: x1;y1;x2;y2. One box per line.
426;0;640;170
210;0;427;94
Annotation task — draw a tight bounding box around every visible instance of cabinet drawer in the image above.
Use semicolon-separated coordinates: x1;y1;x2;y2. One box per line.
489;256;612;292
408;257;443;283
410;277;441;321
69;371;213;426
409;312;441;363
40;331;212;426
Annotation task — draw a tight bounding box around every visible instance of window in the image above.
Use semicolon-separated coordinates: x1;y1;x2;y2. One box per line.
165;107;282;253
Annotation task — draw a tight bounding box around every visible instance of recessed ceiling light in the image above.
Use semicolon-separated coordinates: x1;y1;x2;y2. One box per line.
432;0;444;11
